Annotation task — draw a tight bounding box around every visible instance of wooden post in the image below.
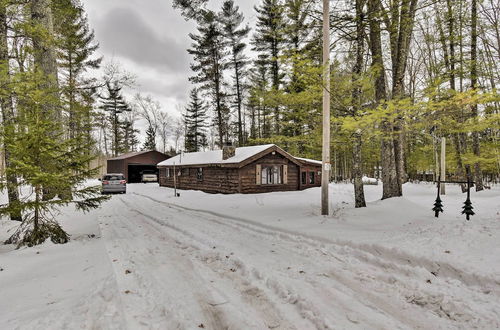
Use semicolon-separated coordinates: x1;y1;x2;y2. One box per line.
440;137;446;195
321;0;331;215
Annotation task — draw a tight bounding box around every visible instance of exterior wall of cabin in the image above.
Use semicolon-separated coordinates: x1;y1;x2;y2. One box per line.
158;151;322;194
159;166;240;194
239;152;300;193
298;164;322;190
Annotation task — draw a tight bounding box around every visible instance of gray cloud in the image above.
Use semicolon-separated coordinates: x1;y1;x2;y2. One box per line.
96;7;190;74
138;75;190;102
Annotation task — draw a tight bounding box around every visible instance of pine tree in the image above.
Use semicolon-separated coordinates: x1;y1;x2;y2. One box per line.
99;81;131;157
188;10;229;148
53;0;101;142
1;69;109;247
0;0;21;221
143;126;157;151
0;0;109;246
283;0;312;92
252;0;285;134
184;88;208;152
121;120;140;152
29;0;65;201
247;56;271;139
220;0;250;146
172;0;209;20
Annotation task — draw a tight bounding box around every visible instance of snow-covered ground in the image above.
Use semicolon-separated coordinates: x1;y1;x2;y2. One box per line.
1;182;499;329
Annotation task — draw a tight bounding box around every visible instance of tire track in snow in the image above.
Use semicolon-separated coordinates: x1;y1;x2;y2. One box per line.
132;191;500;294
125;195;446;328
118;198;307;329
129;191;500;329
102;196;301;329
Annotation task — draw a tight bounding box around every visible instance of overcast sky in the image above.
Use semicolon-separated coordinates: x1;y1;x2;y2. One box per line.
82;0;259;124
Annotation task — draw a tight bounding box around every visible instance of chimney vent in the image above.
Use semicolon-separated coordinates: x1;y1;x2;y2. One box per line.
222;142;236;160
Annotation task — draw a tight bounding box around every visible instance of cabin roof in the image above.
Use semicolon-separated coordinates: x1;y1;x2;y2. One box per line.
157;144;274;167
157;144;320;168
108;150;157;160
295;157;323;166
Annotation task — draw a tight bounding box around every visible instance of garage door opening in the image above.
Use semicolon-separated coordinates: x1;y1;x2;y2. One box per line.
127;164;158;183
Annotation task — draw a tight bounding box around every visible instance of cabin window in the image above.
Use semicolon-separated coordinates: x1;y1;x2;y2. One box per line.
166;168;170;178
301;172;307;185
197;168;203;181
261;165;283;185
309;171;315;184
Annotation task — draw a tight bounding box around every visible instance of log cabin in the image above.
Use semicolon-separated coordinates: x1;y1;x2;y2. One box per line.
157;144;322;194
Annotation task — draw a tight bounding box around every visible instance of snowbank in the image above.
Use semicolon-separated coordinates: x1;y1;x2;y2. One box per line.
1;182;499;329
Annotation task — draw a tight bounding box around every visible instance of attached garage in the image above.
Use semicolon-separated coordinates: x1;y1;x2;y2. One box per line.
107;151;170;183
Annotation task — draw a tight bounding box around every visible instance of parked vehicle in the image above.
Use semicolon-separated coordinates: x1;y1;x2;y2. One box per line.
141;170;158;183
101;173;126;194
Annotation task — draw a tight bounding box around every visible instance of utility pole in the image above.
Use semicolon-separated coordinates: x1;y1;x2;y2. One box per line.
173;162;178;197
321;0;331;215
440;137;446;195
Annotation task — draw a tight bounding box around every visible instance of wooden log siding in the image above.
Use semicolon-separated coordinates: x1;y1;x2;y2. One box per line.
298;165;322;190
159;165;240;194
158;147;321;194
239;152;300;193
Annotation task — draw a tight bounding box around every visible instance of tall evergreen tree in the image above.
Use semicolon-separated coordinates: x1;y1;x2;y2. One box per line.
252;0;285;133
121;119;140;152
1;0;108;246
184;88;208;152
0;0;21;221
280;0;317;137
142;125;157;151
220;0;250;146
188;10;228;148
30;0;60;119
53;0;101;142
247;56;271;139
283;0;312;92
99;81;131;157
2;69;109;247
30;0;64;201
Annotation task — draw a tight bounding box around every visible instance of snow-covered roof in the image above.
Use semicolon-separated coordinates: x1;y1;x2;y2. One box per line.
157;144;322;167
157;144;275;166
108;150;155;160
295;157;322;165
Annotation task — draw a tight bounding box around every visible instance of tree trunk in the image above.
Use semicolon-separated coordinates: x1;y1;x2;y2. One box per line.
0;3;22;221
30;0;59;118
446;0;456;91
234;59;243;146
352;0;366;208
470;0;483;191
31;0;61;201
368;0;399;199
353;132;366;207
390;0;418;195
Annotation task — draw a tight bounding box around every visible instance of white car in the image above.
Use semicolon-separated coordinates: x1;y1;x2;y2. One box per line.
141;171;158;183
